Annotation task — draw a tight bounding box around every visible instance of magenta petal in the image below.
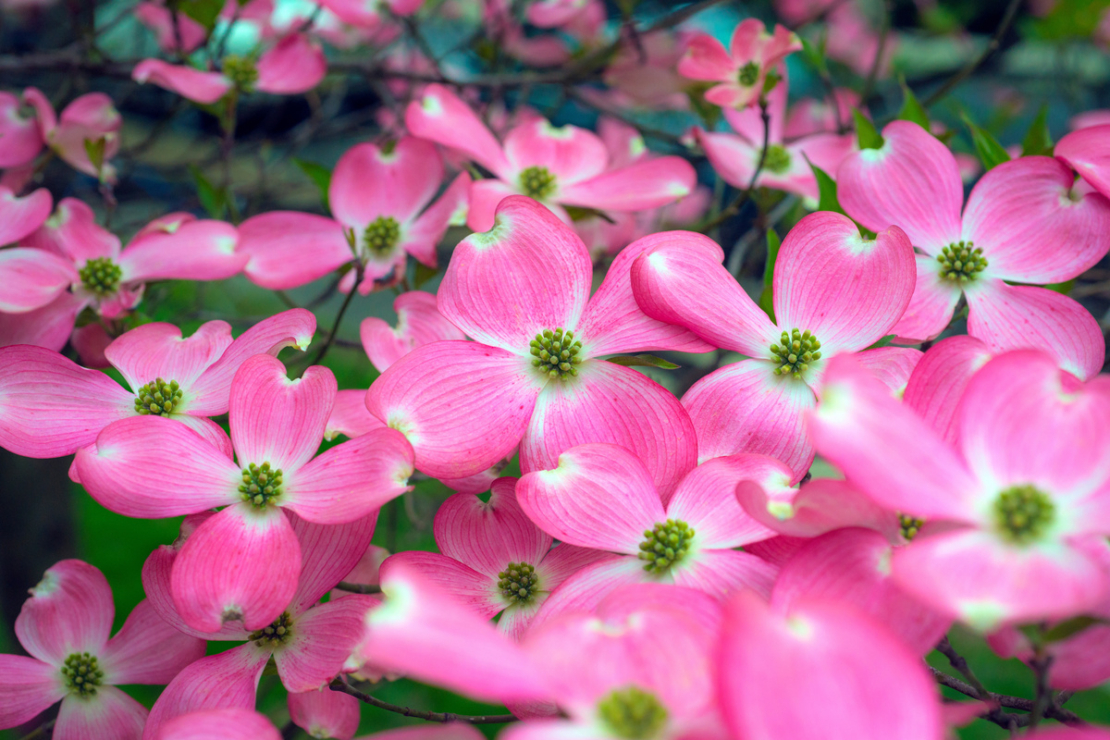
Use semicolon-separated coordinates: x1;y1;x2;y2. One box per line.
360;291;465;373
576;232;716;357
76;416;240;517
276;596;375;692
289;512;378;613
435;478;552;578
132;59;232;104
0;292;85;352
438;197;592;353
0;187;52;246
528;556;645;631
517;443;665;553
352;727;485;740
0;248;77;312
255;34;325;94
837;120;963;251
718;591;943;740
0;655;64;728
55;686;147;740
118;219;245;284
772;529;951;655
773;212;915;353
330;138;444;227
381;552;501;619
737;476;901;541
325;389;385;440
503;119;608;184
100;599;206;685
855;346;922;396
404;84;511;177
697;129;758;190
903;336;992;445
682;359;815;480
239;212;351;290
105;320;233;391
140;544;250;642
672;549;777;599
520;359;698;499
0;345;132;457
889;255;963;343
1056;124;1110;199
402;172;471;267
677;31;733;80
965;281;1105;381
367;341;543;480
16;559;113;665
26;198;119;264
0;93;44;168
288;690;360;740
466;178;519;232
666;456;778;547
159;708;282;740
171;504;302;632
559;157;696;212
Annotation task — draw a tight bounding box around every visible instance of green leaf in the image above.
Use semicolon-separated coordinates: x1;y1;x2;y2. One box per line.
607;354;680;370
852;109;884;150
896;79;930;130
803;155;845;216
1021;104;1053;157
83;137;107;178
294;158;332;211
188;164;227;219
413;262;438;289
866;334;896;350
1044;278;1075;294
758;229;781;322
963;115;1011;171
177;0;225;31
1043;615;1106;643
563;206;615;223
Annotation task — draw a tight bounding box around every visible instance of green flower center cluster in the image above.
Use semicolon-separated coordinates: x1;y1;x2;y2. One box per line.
497;562;537;605
62;652;104;697
993;484;1056;544
762;144;791;175
770;328;822;379
530;328;582;379
363;215;402;257
249;611;293;648
597;686;669;740
899;514;924;541
519;165;557;200
240;462;284;508
737;61;760;86
134;378;183;416
937;241;988;283
79;257;121;297
223;55;259;93
638;519;694;573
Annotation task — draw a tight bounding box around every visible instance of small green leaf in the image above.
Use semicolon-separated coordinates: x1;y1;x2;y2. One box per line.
866;334;896;349
686;83;721;130
178;0;225;31
188;164;227;219
413;262;438;289
294;158;332;211
896;79;930;130
803;155;846;216
607;354;680;370
1021;104;1053;157
758;229;781;322
563;206;615;223
1043;615;1106;643
1044;278;1075;294
852;109;884;150
83;137;107;178
963;115;1011;171
799;37;829;76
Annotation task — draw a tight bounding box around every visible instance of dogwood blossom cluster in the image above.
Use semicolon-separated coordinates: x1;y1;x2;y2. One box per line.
3;1;1110;739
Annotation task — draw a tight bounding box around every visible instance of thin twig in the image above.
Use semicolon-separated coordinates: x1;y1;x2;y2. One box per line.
19;720;55;740
922;0;1023;108
936;636;991;698
697;97;772;233
330;679;518;724
306;263;364;368
858;0;892;105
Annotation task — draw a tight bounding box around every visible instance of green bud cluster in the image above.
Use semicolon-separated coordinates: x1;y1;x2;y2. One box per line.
518;165;557;200
222;55;259;93
638;519;694;573
363;215;402;257
249;611;293;648
762;144;792;175
597;686;668;740
497;562;537;605
770;328;822;379
134;377;183;416
737;61;761;87
78;257;121;297
993;484;1056;544
239;462;284;508
62;652;104;697
898;513;924;541
530;328;582;379
937;241;988;283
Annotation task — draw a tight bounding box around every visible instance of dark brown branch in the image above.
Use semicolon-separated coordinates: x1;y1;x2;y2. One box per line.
330;679;517;724
697;97;772;233
922;0;1023;108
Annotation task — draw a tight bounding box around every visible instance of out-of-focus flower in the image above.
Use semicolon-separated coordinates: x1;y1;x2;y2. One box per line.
2;88;121;179
360;291;467;372
157;709;283;740
678;19;801;110
1056;124;1110;201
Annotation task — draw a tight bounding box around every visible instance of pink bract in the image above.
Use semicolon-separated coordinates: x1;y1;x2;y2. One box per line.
156;709;282;740
678;19;801;110
360;290;466;372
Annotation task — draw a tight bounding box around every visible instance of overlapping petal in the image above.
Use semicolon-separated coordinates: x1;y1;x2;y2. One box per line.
1056;124;1110;199
15;560;114;666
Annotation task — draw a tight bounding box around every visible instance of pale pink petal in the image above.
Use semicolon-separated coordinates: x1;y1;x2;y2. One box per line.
773;213;915;353
682;359;815;479
277;596;375;691
855;346;922;396
99;599;205;685
285;427;414;524
631;235;778;356
118;220;244;284
1056;124;1110;199
520;359;698;498
466;178;519;232
531;544;614;605
965;281;1105;381
0;187;52;245
325;389;385;440
559;157;696;212
402;171;471;266
380;551;501;618
962;156;1110;283
25;197;119;263
807;354;980;521
890;256;963;343
158;708;282;740
0;93;44;168
133;2;207;53
290;512;379;613
597;116;649;169
330;138;444;228
404;84;511;177
0;292;85;352
239;212;351;290
903;336;992;445
55;686;146;740
140;545;250;642
696;129;757;190
15;559;112;667
289;690;360;740
104;320;234;392
171;503;302;632
360;291;465;372
746;534;808;567
837;120;963;251
438;197;592;354
665;456;778;547
76;416;239;517
736;476;901;541
0;655;65;728
0;248;77;312
527;556;645;632
772;528;951;655
719;591;943;740
255;34;326;94
503;119;608;184
722;72;787;144
435;478;552;577
672;549;777;599
517;442;665;554
892;530;1110;630
677;32;733;81
366;341;543;480
0;345;133;457
132;60;232;104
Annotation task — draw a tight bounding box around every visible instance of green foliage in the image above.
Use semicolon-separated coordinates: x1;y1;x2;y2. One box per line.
1027;0;1110;39
962;115;1011;171
607;354;680;369
83;137;108;179
1021;105;1053;157
294;158;333;211
897;80;931;130
758;229;780;321
866;334;896;349
804;156;846;216
176;0;224;32
852;109;884;150
189;164;228;219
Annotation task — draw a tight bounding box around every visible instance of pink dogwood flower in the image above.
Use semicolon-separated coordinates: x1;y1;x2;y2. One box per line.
0;91;45;168
239;137;469;292
694;69;855;201
0;199;247;351
809;351;1110;630
0;185;52;245
355;727;484;740
631;210;915;477
157;709;282;740
317;0;422;30
360;291;466;372
837;120;1110;378
0;308;314;464
367;196;710;496
75;353;414;633
0;560;205;739
384;477;610;638
1056;124;1110;201
288;687;360;740
677;19;801;109
404;85;696;231
8;88;121;179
